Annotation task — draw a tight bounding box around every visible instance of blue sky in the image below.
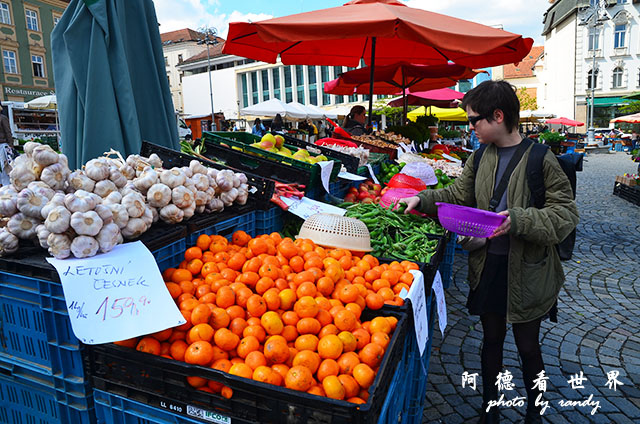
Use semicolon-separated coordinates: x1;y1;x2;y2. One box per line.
154;0;550;46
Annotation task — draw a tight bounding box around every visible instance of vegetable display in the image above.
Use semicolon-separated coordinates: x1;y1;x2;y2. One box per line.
378;162;406;184
115;231;419;401
0;142;250;259
343;203;444;263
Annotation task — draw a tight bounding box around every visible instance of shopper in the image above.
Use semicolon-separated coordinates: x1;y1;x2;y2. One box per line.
342;105;370;136
0;105;12;145
400;80;579;424
252;118;266;137
270;113;284;134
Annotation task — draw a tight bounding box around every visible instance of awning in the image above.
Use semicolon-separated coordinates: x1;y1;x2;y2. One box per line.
593;97;625;107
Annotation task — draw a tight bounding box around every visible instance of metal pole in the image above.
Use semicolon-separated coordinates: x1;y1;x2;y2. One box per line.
589;40;596;136
367;37;376;127
206;34;216;131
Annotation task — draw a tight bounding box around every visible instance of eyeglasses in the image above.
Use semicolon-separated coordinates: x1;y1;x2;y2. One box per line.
468;114;487;126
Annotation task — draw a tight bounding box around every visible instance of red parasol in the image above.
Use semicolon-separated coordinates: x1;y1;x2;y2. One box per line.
223;0;533;124
386;87;465;109
610;112;640;124
545;117;584;127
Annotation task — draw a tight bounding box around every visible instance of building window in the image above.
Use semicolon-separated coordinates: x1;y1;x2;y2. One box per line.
261;70;270;101
177;54;183;63
250;72;259;104
612;67;623;88
32;55;44;77
333;66;344;104
587;69;598;89
617;0;627;4
240;74;248;108
272;68;280;100
164;56;168;66
0;3;11;25
614;24;626;48
25;9;38;31
321;66;331;105
308;66;317;106
295;65;305;104
284;66;293;103
588;27;599;51
3;50;17;74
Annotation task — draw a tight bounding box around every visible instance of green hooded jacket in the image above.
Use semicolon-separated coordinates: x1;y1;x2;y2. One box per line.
416;143;579;323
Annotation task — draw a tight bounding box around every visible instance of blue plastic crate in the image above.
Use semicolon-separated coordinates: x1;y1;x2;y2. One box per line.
0;270;90;396
94;389;202;424
0;367;95;424
439;233;457;290
255;206;284;235
186;210;256;246
151;238;187;266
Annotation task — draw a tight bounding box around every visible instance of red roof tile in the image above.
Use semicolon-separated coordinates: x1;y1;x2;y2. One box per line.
503;46;544;79
161;28;205;44
181;41;227;65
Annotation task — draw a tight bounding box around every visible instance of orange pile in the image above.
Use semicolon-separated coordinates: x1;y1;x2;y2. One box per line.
115;231;417;403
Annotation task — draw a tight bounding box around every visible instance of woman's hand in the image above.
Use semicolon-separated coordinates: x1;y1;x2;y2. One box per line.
399;196;420;214
489;210;511;239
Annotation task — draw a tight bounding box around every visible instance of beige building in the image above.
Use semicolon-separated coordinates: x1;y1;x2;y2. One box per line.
493;46;545;111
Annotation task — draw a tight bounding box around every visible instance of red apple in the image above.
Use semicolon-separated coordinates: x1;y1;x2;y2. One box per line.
361;197;375;204
372;184;382;192
344;193;357;203
357;191;370;200
358;184;369;192
348;187;358;195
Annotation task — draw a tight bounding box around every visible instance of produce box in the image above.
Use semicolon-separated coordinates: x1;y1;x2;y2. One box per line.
203;132;342;189
140;141;275;209
184;205;256;247
199;138;312;186
439;232;457;290
255;205;285;235
0;368;95;424
283;133;360;173
613;182;640;206
615;175;638;186
86;309;408;424
350;138;397;161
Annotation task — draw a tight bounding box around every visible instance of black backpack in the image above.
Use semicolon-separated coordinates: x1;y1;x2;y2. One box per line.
472;139;582;260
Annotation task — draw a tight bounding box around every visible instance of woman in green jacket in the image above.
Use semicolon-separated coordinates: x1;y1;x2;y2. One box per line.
402;81;579;424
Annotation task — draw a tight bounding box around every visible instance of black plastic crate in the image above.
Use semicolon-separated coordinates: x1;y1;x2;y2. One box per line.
86;309;407;424
140;141;275;209
200;138;312;187
613;182;640;206
283;134;359;173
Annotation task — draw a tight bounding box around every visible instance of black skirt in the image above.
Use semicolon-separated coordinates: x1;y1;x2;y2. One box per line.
466;253;558;322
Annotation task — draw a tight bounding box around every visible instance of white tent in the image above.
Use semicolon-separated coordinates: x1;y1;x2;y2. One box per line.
519;109;555;122
288;101;322;119
305;104;338;119
240;98;307;120
25;94;57;110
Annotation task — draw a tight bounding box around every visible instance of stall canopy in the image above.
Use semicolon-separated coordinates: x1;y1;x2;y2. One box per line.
545;117;584;127
52;0;179;170
240;98;308;120
519;110;555;122
223;0;533;124
407;106;468;122
610;112;640;123
386;88;465;108
24;95;57;110
305;104;339;120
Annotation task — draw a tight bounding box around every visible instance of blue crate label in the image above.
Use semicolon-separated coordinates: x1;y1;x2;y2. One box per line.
281;196;346;220
46;241;186;345
399;269;428;356
365;164;380;185
432;271;447;337
186;404;231;424
337;171;367;181
318;160;334;193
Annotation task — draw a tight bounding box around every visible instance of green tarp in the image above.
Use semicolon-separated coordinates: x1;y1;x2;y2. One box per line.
52;0;179;169
593;97;625;107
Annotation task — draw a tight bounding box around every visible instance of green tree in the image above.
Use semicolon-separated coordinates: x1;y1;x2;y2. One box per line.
517;87;538;111
620;100;640;114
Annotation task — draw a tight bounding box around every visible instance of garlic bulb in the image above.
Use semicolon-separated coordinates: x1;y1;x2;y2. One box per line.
181;166;193;178
109;168;128;188
94;204;114;225
94;180;117;198
96;223;120;253
194;190;208;207
0;186;18;217
160;168;187;189
103;191;123;205
7;213;39;239
182;204;196;220
133;167;158;193
151;206;159;223
190;160;208;175
107;203;129;229
216;170;235;191
172;186;194;209
119;181;139;197
47;233;71;259
206;197;224;213
71;236;99;258
146;183;171;208
159;204;184;224
192;173;209;191
121;192;146;218
17;188;48;218
236;173;248;185
148;153;163;168
40;193;66;219
141;206;154;227
45;206;71;233
36;224;50;249
10;155;38;190
121;217;147;239
65;190;98;213
28;181;55;200
23;141;41;156
85;158;110;181
32;144;59;167
220;187;239;207
67;170;95;192
40;163;69;191
0;229;19;256
58;153;69;169
236;184;249;205
70;211;103;236
195;205;206;214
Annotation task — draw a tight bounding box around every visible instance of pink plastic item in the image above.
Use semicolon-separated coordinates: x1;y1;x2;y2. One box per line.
380;188;424;216
435;202;506;237
387;173;427;191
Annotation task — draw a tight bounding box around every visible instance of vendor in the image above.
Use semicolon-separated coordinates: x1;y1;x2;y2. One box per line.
342;106;371;136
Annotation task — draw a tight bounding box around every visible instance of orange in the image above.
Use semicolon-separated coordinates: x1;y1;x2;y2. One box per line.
334;309;357;332
242;257;262;273
365;293;385;310
285;366;314;392
292;350;321;374
229;363;253;379
294;296;319;318
187;323;214;344
184;340;214;366
316;277;335;297
216;286;236;309
322;375;345;400
359;343;384;368
296;281;317;298
344;303;362;320
337;331;357;353
243;325;267;343
352;363;375;389
165;282;181;299
179;297;199;312
316;309;333;327
318;324;339;338
229;317;248;337
278;289;296;310
271;363;290;382
213;328;240;351
278;242;299;259
264;335;290;364
307;385;326;397
190;304;212;326
369;317;392;334
151;328;173;342
210;307;230;329
227;252;246;271
114;337;138;349
289;256;305;273
184;246;203;261
186;259;203;276
232;230;251;247
236;335;260;358
196;234;212;251
248;238;268;255
245;350;268;370
294;334;319;351
337;351;360;375
317;358;340;383
304;255;323;271
338;374;360;398
246;294;267;318
371;332;390;349
281;325;298;342
282;311;300;326
261;311;284;335
296;317;321;335
338;284;359;304
399;272;414;285
255;277;275;295
221;386;233;399
347;397;366;404
186;376;208;388
136;337;161;355
318;334;343;360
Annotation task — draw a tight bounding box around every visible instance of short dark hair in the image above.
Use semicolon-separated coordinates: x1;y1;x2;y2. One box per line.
460;80;520;133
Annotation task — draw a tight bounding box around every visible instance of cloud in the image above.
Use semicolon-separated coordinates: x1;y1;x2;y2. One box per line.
154;0;272;38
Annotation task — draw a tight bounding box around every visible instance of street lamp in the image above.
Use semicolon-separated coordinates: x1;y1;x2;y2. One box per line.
198;27;219;131
579;0;610;145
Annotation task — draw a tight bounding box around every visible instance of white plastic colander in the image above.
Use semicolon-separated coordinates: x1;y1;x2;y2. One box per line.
297;213;372;252
401;162;438;186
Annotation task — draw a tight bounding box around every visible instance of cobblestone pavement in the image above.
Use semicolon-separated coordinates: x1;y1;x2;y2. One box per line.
422;152;640;424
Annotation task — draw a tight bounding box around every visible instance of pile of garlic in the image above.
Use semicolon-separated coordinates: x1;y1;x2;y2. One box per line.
0;143;251;260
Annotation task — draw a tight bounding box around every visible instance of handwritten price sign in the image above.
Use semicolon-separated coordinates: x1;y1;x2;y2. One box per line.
47;241;186;345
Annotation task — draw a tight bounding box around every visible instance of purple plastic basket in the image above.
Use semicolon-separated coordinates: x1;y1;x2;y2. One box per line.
435;202;506;237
